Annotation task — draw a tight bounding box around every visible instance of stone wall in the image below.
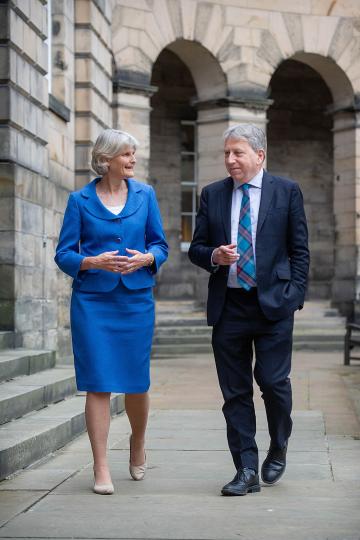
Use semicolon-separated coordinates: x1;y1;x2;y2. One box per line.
74;0;113;189
0;0;49;347
50;0;76;360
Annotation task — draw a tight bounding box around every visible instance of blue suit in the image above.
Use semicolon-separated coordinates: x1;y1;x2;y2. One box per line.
55;177;168;289
54;178;168;393
189;171;309;472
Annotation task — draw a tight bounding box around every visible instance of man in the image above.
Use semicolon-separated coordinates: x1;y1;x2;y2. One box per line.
188;124;309;496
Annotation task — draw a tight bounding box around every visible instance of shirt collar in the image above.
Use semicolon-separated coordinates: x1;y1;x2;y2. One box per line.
233;168;263;191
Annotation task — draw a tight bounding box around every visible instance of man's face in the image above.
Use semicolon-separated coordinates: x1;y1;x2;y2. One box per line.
224;138;265;183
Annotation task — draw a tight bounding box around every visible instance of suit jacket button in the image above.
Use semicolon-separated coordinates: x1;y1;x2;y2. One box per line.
116;237;122;242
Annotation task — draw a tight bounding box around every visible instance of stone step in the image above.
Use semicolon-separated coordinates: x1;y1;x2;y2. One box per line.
156;318;207;327
0;349;56;383
153;334;212;345
292;340;344;351
153;330;345;346
154;321;345;336
152;335;345;357
152;343;212;357
0;332;15;350
156;316;346;327
154;327;212;336
155;301;201;314
0;393;124;480
0;367;77;425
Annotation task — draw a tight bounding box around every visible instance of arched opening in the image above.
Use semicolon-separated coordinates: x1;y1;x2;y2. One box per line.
267;54;358;315
267;59;334;299
149;40;227;299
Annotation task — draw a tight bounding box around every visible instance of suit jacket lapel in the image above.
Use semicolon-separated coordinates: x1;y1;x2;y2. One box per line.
81;178;144;220
257;171;275;234
221;177;233;244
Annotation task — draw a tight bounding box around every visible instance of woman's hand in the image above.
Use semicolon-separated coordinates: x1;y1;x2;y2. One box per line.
119;249;154;275
81;249;154;274
81;250;127;273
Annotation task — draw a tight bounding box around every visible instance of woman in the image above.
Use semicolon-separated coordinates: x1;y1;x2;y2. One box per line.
55;129;168;494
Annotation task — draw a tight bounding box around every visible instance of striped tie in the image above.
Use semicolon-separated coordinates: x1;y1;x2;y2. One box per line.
237;183;256;290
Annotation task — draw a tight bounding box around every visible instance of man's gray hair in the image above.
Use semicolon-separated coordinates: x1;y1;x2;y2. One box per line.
223;124;267;154
91;129;139;176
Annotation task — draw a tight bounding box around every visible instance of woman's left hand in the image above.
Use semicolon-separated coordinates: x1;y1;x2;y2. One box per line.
118;249;153;274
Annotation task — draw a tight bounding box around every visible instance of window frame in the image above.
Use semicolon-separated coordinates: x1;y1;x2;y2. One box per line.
180;120;198;252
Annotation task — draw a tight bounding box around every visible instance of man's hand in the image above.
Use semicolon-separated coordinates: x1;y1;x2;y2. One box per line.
212;244;239;266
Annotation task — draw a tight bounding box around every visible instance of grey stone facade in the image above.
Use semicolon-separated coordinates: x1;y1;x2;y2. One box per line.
1;0;360;360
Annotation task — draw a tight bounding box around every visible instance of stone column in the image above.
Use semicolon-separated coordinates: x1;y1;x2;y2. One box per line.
74;0;112;188
194;96;272;303
331;107;358;318
0;1;49;347
50;0;76;360
112;79;157;183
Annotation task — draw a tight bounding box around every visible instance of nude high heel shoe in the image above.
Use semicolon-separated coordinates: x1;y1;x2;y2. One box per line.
93;467;114;495
129;435;147;481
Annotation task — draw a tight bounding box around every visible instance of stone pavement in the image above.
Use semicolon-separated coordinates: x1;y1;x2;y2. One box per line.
0;349;360;540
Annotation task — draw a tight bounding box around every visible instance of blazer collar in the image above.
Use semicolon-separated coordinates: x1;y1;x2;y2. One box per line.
80;178;144;220
256;170;275;234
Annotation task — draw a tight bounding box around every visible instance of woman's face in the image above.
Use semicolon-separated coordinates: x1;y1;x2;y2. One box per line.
108;145;136;179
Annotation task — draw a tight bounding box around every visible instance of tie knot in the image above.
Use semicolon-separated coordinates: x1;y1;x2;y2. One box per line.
240;183;250;193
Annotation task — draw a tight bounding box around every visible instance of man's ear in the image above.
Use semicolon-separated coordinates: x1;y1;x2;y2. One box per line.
257;150;265;164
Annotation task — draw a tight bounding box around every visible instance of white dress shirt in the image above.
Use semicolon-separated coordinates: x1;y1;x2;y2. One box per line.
227;168;263;288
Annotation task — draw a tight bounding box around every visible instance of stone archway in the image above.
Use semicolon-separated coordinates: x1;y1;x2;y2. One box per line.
267;59;334;300
148;40;227;299
267;54;356;315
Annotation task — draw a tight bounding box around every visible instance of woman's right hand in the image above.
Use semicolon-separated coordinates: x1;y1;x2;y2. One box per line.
80;251;127;273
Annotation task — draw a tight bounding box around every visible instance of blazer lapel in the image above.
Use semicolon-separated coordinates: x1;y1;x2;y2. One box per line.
120;179;144;218
81;178;144;220
257;171;275;234
220;177;233;244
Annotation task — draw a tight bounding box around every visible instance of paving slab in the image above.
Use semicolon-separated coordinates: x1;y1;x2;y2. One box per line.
0;409;353;539
1;491;359;540
0;349;359;540
0;491;47;528
0;469;75;492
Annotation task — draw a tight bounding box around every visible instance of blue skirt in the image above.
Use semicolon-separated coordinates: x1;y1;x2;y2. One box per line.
70;280;154;393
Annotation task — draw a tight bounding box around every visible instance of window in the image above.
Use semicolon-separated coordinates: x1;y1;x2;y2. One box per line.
180;121;198;251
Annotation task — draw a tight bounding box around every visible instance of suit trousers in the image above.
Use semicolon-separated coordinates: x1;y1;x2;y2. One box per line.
212;287;294;472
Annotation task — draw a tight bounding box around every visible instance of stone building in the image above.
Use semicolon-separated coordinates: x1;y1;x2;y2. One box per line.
1;0;360;361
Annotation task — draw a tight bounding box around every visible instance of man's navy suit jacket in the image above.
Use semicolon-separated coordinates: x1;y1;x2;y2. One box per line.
188;171;310;325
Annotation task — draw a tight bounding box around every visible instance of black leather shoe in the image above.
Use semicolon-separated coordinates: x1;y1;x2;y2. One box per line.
261;443;287;485
221;467;261;496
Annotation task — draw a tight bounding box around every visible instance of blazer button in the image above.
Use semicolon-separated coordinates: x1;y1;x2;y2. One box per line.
116;237;122;242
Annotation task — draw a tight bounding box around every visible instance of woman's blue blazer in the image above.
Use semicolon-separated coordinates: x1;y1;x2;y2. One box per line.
54;178;168;292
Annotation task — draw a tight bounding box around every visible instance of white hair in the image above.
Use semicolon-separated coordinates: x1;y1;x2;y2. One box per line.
91;129;139;175
223;124;267;154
